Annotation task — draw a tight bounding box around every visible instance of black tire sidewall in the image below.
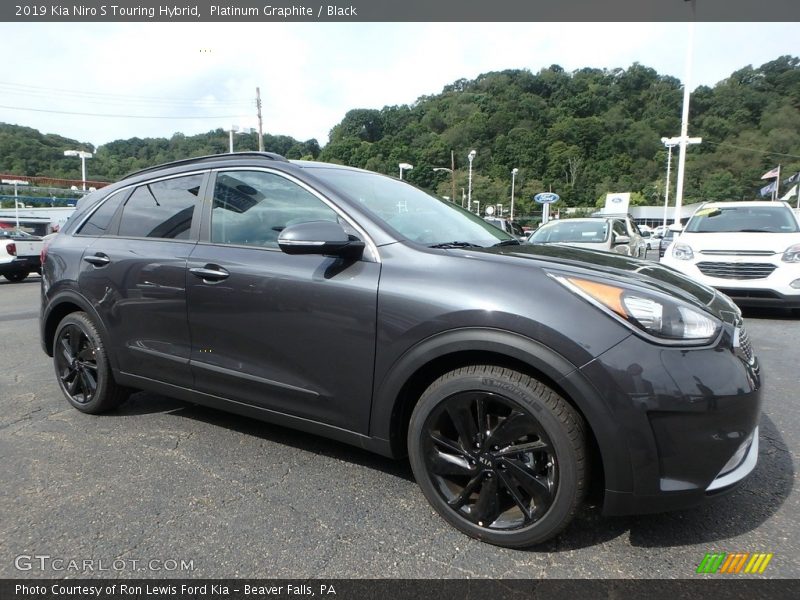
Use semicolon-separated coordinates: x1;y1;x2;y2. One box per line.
408;367;584;548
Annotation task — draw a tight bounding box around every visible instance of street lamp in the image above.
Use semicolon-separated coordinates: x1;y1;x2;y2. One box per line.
2;179;30;229
225;125;255;153
398;162;414;180
510;168;519;221
63;150;93;191
467;150;476;210
432;167;456;202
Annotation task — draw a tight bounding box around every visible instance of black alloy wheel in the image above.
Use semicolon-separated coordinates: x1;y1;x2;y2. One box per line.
53;312;129;414
55;322;99;404
423;391;558;529
409;366;586;548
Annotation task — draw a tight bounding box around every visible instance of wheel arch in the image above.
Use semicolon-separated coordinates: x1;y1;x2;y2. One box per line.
42;292;119;370
370;328;632;496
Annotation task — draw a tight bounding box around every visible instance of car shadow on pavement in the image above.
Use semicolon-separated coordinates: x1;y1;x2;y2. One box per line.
114;394;791;553
117;391;414;482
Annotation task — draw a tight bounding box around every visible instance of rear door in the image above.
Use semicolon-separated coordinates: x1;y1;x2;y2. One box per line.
78;171;207;388
186;168;380;434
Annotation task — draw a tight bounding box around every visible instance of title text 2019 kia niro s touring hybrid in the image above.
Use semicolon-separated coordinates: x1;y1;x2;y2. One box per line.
41;153;762;548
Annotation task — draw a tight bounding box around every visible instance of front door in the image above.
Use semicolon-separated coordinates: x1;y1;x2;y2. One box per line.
186;169;380;434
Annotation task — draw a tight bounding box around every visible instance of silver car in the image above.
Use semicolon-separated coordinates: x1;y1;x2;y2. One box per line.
527;217;641;256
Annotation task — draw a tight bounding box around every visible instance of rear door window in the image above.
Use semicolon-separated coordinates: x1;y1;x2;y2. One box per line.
117;174;204;239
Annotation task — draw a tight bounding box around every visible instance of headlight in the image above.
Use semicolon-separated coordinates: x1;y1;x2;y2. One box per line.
782;243;800;263
672;242;694;260
551;274;721;343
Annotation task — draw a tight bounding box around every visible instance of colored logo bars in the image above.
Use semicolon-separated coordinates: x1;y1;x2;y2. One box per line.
697;552;773;574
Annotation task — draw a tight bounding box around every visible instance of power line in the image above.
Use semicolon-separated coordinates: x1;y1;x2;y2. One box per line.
0;81;253;107
0;104;248;120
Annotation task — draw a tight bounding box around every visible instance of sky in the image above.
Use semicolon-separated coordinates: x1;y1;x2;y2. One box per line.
0;22;798;149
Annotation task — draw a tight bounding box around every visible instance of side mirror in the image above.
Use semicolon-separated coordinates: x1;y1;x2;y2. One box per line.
613;234;631;246
278;221;365;259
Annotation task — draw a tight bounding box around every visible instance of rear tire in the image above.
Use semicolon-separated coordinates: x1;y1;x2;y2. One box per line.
408;365;587;548
3;271;27;282
53;312;130;414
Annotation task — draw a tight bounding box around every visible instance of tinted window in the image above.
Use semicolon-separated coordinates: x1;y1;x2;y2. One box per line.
77;192;126;236
117;174;202;239
211;171;338;248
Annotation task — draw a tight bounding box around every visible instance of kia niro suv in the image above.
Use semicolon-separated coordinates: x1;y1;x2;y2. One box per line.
41;153;762;548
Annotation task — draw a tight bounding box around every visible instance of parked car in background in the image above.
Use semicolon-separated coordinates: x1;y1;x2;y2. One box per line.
0;228;43;282
484;216;527;241
658;225;682;259
526;217;641;256
661;201;800;308
640;229;661;251
41;153;762;548
590;212;646;257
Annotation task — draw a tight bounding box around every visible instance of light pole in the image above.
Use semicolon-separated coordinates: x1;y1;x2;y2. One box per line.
63;150;93;191
660;138;677;229
2;179;29;229
662;135;701;226
432;167;456;202
399;162;413;180
467;149;476;211
673;0;697;224
510;167;519;221
225;125;255;153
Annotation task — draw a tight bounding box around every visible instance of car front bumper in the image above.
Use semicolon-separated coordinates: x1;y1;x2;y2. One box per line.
661;255;800;307
578;321;762;516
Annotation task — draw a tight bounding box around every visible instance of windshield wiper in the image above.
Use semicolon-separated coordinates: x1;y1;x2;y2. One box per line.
493;239;521;246
428;241;482;249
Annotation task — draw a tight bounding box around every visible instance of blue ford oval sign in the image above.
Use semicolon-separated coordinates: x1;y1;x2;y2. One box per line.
534;192;560;204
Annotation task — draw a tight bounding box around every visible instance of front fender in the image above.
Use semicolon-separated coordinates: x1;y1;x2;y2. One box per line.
369;327;634;496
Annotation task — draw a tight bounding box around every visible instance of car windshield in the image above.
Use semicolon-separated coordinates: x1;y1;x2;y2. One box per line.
529;220;609;243
306;167;513;247
686;205;799;233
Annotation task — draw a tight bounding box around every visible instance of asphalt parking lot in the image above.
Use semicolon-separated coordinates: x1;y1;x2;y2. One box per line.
1;274;797;579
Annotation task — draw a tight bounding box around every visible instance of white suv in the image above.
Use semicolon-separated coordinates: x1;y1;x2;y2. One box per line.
661;201;800;308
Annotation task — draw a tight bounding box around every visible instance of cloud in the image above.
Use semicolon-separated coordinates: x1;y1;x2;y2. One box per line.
0;22;796;148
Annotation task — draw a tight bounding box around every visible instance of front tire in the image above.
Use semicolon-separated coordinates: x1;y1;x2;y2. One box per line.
53;312;129;414
408;365;587;548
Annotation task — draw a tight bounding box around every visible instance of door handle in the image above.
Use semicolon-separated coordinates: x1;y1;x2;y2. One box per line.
190;265;230;282
83;253;111;266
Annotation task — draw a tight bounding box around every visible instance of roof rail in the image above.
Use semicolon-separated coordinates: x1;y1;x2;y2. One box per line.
121;152;289;180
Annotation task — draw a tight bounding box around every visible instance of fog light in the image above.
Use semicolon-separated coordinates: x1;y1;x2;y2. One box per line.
790;279;800;289
718;431;755;476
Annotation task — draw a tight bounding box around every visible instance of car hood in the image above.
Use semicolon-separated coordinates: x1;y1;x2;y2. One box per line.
464;243;740;323
677;231;800;254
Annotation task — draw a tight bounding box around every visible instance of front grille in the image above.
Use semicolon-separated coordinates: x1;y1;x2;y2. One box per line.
699;250;776;256
696;262;776;280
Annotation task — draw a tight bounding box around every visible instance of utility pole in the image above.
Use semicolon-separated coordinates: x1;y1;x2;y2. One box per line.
256;87;264;152
450;150;456;206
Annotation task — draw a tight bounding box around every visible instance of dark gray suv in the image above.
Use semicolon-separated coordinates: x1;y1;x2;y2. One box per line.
41;153;762;548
